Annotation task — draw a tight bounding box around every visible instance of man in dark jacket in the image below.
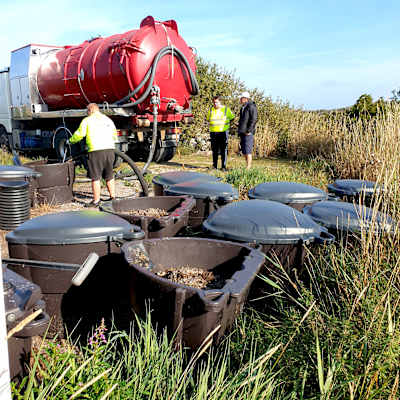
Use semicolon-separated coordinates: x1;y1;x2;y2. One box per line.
238;91;258;169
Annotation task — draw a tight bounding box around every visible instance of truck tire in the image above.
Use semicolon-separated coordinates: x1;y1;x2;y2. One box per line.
154;146;176;163
54;128;71;161
128;144;176;163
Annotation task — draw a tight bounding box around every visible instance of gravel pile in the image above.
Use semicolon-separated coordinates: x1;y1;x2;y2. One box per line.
156;266;214;289
127;208;169;217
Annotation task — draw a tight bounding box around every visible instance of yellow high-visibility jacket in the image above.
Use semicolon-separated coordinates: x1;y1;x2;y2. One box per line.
69;111;117;152
207;106;235;132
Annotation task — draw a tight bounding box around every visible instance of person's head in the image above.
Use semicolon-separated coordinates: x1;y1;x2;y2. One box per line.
87;103;100;115
212;96;222;109
239;91;250;104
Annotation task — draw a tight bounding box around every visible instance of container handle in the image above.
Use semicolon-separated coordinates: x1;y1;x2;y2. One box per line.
71;252;100;286
314;231;335;244
13;311;50;338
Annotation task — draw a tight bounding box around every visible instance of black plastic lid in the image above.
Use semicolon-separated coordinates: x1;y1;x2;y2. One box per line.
327;179;382;197
0;165;41;179
164;180;239;201
152;171;220;188
248;182;327;204
303;200;395;234
6;210;145;245
203;199;331;244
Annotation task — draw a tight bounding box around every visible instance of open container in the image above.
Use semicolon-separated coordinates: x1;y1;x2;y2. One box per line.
327;179;383;206
6;210;145;338
203;200;334;273
164;180;239;228
303;200;396;240
248;181;328;211
100;196;196;238
3;265;49;379
24;160;75;205
152;171;220;196
122;238;265;349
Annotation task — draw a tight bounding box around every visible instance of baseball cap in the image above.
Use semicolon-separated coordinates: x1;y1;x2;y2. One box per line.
240;91;250;99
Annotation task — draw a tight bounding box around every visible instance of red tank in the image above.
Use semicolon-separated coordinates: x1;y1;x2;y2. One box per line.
36;16;196;115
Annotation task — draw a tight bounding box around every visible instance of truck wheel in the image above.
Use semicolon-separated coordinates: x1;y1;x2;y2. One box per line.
156;146;176;162
54;129;71;161
129;145;176;163
0;126;9;152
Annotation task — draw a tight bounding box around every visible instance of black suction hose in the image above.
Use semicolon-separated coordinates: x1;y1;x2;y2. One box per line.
112;46;199;108
109;46;198;173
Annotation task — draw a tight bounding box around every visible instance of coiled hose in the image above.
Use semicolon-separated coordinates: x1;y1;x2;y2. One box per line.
110;46;199;173
113;45;199;108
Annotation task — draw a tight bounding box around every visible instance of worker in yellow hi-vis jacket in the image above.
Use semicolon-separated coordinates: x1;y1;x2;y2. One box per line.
68;103;117;207
206;96;234;171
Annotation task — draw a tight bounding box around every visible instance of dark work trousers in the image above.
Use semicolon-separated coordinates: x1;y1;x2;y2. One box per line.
210;130;229;169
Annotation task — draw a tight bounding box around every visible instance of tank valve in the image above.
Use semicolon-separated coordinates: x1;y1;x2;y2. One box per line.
164;97;184;113
150;85;160;108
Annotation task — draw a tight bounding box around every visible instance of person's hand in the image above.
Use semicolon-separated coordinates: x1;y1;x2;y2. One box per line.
245;132;251;136
65;139;70;145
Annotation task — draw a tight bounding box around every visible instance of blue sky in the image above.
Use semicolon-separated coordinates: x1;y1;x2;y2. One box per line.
1;0;399;110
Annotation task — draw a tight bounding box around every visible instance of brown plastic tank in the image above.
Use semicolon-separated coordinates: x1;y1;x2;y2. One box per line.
203;200;334;273
100;196;195;238
164;180;239;228
24;160;75;205
122;238;265;349
6;210;144;338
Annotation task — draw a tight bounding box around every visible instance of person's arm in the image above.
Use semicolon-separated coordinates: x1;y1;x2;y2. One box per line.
247;104;258;134
238;108;248;135
69;118;88;144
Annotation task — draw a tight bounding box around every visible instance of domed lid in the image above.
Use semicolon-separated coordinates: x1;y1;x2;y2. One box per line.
248;182;327;204
0;165;41;179
6;210;145;245
164;180;239;201
303;200;395;234
327;179;382;197
203;200;333;244
152;171;220;188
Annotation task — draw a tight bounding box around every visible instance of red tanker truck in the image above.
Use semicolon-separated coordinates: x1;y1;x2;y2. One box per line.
0;16;198;164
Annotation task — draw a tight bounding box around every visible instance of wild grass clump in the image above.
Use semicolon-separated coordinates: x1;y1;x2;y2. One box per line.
12;316;283;399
